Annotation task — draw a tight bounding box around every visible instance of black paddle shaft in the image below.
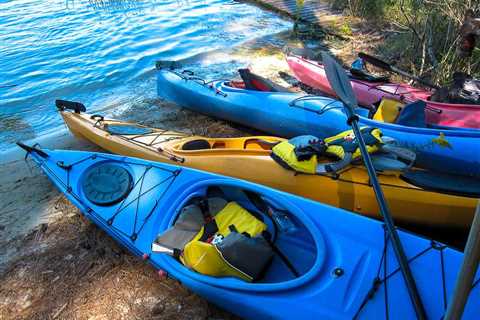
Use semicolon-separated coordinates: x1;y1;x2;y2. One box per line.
350;119;427;319
358;52;440;90
321;52;427;319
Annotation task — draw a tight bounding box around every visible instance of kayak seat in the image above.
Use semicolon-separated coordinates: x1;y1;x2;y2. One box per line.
395;100;427;128
182;139;211;150
155;197;228;251
401;170;480;198
229;81;246;89
372;99;405;123
243;138;278;150
238;69;293;93
349;68;390;83
155;197;274;282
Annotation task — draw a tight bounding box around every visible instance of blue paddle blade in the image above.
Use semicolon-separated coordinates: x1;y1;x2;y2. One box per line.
321;52;358;113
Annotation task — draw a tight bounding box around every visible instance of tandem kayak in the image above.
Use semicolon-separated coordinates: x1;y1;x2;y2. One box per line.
286;53;480;130
19;144;480;319
156;66;480;177
56;101;479;228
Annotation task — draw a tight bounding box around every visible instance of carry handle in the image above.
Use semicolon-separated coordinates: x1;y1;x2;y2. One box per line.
90;114;104;121
90;114;104;127
55;99;86;113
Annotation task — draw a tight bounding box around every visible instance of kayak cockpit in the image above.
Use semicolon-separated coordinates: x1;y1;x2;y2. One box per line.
153;184;322;285
172;137;283;154
225;68;294;93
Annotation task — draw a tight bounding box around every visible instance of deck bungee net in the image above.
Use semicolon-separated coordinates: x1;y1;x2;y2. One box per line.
92;115;188;163
22;145;479;317
354;229;480;318
30;149;181;244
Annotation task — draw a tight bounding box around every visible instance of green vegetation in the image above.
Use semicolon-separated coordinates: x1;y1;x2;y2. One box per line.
339;22;353;36
326;0;480;85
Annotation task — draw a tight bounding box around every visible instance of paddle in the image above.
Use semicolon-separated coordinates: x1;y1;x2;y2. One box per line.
358;52;440;90
444;201;480;319
321;52;427;319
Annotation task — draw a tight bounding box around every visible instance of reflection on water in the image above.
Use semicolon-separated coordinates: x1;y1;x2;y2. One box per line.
71;0;160;12
0;0;291;152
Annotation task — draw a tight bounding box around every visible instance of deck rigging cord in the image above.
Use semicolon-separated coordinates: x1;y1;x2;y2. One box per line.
18;143;181;243
353;228;460;318
89;114;187;163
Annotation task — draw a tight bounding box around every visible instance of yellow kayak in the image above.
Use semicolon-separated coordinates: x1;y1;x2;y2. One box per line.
59;107;478;228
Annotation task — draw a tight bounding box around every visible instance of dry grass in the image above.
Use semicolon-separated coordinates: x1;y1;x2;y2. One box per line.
0;197;236;320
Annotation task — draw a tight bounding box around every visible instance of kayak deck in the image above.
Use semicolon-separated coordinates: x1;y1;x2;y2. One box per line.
24;147;480;319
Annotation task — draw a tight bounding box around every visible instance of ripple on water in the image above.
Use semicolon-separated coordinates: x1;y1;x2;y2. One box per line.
0;0;291;152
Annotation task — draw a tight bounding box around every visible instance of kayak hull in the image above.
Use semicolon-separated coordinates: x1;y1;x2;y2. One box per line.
286;54;480;129
156;68;480;178
60;111;478;228
25;147;480;320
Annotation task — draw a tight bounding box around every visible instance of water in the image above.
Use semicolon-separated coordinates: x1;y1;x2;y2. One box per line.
0;0;291;152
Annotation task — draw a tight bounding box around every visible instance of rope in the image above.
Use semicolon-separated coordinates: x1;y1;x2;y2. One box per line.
353;226;389;319
353;226;448;319
94;120;186;163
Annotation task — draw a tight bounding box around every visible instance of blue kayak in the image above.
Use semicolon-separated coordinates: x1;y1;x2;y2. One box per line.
156;68;480;177
20;143;480;319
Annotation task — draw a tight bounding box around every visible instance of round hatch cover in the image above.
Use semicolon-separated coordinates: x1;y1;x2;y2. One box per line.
82;163;132;206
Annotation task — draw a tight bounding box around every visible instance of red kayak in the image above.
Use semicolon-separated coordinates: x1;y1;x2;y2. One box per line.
286;54;480;129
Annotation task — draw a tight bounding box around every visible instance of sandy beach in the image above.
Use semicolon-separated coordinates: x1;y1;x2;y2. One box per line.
0;36;304;318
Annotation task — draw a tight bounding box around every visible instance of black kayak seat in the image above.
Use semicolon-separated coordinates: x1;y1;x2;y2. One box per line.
182;139;211;150
401;170;480;198
349;68;390;83
81;163;133;206
105;124;153;136
238;69;293;93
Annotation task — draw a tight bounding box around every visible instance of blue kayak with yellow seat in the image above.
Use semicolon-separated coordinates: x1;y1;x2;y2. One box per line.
156;65;480;177
19;143;480;319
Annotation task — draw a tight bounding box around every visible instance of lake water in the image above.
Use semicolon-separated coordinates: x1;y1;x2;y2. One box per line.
0;0;291;152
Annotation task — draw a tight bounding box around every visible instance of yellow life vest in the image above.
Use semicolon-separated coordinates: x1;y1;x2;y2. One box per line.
271;128;383;174
181;201;267;281
271;139;318;174
324;127;383;160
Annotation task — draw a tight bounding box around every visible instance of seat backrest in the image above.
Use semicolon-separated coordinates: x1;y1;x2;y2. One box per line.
155;198;227;250
395;100;427;127
182;139;211;150
373;98;405;123
238;69;292;92
349;68;390;83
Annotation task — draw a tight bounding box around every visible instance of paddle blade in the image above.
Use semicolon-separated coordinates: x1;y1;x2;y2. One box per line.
321;52;358;113
358;52;393;71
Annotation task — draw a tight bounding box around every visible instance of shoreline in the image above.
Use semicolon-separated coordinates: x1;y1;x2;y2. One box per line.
0;25;308;317
1;3;471;318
